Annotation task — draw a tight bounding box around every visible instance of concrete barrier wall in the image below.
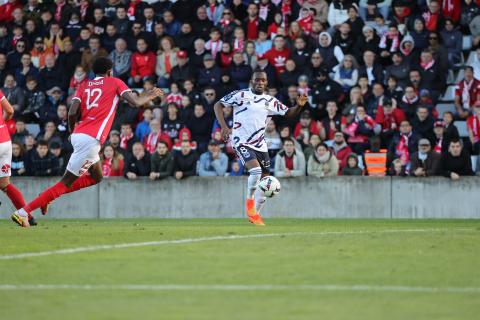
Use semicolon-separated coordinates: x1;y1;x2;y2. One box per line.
0;176;478;219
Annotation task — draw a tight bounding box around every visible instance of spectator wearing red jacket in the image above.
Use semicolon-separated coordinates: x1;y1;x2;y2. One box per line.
332;132;353;171
0;0;22;23
293;110;320;148
129;38;156;87
455;66;480;119
143;118;172;154
173;127;197;152
375;98;406;147
343;105;377;155
264;35;291;74
467;103;480;154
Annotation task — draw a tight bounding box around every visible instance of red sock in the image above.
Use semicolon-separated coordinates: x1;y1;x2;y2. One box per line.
4;184;26;209
65;175;98;194
24;182;69;214
3;184;31;219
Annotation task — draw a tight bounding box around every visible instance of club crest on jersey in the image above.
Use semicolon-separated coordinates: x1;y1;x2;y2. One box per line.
1;164;10;174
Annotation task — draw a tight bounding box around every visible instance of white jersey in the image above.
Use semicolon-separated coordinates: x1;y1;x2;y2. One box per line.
219;88;289;152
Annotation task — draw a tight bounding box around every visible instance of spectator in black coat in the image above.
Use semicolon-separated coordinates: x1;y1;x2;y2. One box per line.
125;142;151;179
38;54;66;91
0;53;8;87
353;25;380;62
255;55;277;87
279;59;302;91
411;105;435;142
216;72;239;100
229;52;252;89
290;37;310;74
6;39;27;71
358;50;384;85
185;103;214;152
173;140;198;180
311;68;344;117
56;39;82;81
441;139;474;179
416;49;445;102
171;51;194;86
22;76;45;123
196;54;221;90
174;22;196;52
30;140;60;176
192;6;214;41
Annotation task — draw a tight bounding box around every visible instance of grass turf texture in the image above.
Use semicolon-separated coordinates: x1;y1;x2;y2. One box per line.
0;219;479;320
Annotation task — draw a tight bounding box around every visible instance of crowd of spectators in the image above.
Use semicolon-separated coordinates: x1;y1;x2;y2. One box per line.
1;0;480;180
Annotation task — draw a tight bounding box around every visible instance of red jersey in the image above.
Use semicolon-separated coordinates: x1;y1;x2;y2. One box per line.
0;90;11;143
73;77;130;144
264;47;291;73
467;115;480;143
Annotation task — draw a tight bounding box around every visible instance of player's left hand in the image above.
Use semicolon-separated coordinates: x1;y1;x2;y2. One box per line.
296;94;308;107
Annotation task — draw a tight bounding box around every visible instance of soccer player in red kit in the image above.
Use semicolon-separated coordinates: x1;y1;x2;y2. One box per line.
11;57;164;227
0;91;37;226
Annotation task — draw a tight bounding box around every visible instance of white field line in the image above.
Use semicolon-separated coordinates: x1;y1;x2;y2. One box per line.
0;284;478;294
0;228;473;261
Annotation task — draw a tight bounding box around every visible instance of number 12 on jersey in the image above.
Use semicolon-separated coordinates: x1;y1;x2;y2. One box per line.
85;88;102;109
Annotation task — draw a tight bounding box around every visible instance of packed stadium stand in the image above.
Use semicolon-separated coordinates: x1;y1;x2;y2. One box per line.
0;0;479;179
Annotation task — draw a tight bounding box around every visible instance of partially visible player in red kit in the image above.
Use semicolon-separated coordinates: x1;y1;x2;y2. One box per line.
0;90;37;226
11;57;164;227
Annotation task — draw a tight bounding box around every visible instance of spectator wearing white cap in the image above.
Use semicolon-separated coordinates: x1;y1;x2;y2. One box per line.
410;138;441;177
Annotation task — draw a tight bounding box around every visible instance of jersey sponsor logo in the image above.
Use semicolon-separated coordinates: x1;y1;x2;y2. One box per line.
88;79;104;86
1;163;10;174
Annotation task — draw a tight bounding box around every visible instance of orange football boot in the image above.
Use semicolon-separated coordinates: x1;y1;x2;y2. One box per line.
246;198;265;226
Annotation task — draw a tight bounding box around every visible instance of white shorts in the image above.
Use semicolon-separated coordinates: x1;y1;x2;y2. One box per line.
66;133;101;177
0;140;12;177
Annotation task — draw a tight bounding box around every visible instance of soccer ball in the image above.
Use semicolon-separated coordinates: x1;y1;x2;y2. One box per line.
258;176;281;198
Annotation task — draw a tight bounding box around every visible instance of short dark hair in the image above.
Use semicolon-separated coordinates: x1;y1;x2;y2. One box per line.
252;70;267;79
121;122;132;128
92;57;113;75
37;140;48;147
283;137;294;145
449;138;461;147
316;142;329;151
466;66;474;73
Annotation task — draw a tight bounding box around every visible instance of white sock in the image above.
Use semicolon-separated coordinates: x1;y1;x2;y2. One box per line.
247;167;262;199
17;208;28;217
254;187;267;214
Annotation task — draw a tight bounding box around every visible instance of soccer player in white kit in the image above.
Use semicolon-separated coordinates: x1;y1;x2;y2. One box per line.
214;71;308;226
11;57;164;227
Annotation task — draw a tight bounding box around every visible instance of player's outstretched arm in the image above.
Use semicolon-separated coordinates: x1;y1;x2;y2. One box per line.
214;101;231;141
68;99;81;133
284;94;309;119
1;97;14;121
122;88;165;108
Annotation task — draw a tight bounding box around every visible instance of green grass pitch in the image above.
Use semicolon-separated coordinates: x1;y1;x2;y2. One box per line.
0;219;479;320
